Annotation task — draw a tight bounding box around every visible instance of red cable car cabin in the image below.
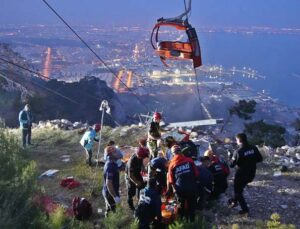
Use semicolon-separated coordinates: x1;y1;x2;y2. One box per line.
151;19;202;68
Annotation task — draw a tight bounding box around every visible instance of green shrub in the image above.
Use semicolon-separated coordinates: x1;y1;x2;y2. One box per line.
48;205;70;229
229;100;256;120
232;224;240;229
169;216;208;229
245;120;286;147
266;213;296;229
103;206;133;229
0;128;41;228
293;118;300;131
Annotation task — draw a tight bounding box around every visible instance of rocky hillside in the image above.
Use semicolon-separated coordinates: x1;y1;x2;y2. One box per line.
6;124;300;228
0;44;143;127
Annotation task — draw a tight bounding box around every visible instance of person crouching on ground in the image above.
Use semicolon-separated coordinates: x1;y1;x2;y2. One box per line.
125;146;149;211
102;150;121;217
196;156;214;210
204;150;228;199
149;156;168;194
135;178;163;229
79;124;101;166
228;133;263;215
167;145;199;222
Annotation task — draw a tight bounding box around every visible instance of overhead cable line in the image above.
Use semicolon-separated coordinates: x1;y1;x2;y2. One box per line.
0;58;124;126
0;67;80;105
41;0;150;112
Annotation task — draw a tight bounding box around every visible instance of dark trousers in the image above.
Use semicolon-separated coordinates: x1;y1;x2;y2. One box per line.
233;177;249;212
211;181;228;199
197;186;210;210
85;149;92;166
102;190;116;216
176;192;196;222
126;178;141;210
22;127;31;147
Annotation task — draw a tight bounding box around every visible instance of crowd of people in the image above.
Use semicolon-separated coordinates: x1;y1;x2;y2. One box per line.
19;105;263;228
92;112;263;228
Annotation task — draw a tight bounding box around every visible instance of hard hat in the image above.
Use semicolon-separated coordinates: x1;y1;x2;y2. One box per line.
137;147;149;159
153;112;162;120
93;123;101;132
171;145;181;154
204;149;214;157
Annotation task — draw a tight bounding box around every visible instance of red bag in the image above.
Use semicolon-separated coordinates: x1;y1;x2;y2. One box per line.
60;178;74;187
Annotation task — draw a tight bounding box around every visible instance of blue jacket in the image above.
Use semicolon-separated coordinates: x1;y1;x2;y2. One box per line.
103;160;120;195
19;109;33;129
138;187;162;220
80;128;98;151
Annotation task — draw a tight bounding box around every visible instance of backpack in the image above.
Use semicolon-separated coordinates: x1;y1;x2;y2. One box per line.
72;197;92;220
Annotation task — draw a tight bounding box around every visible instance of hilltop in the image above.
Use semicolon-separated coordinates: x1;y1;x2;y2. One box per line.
3;124;300;228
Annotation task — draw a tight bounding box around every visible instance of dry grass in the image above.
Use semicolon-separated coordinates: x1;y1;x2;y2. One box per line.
8;125;148;228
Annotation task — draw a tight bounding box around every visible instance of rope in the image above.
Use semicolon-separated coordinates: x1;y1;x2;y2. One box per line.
41;0;150;113
193;68;212;119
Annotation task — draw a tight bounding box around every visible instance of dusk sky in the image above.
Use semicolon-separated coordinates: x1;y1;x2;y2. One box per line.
1;0;300;28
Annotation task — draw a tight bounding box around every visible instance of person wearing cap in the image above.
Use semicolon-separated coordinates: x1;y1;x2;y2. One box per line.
147;112;162;159
102;150;120;217
134;178;162;229
104;140;124;169
228;133;263;215
167;145;199;222
149;156;168;194
125;146;149;210
203;153;228;199
204;150;228;199
204;149;230;177
19;104;33;148
79;124;101;166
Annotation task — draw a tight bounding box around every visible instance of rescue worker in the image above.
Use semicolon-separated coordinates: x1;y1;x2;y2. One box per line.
204;149;230;177
19;104;33;148
179;137;198;160
167;145;198;222
102;150;121;217
196;156;213;210
228;133;263;215
125;147;149;210
79;124;100;166
147;112;162;158
135;178;162;229
204;150;228;199
104;141;124;169
149;156;168;194
164;136;177;161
